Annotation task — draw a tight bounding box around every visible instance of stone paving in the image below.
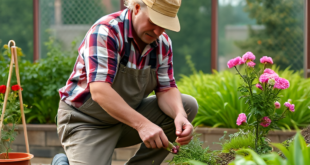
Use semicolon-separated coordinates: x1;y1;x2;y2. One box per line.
31;157;171;165
31;157;127;165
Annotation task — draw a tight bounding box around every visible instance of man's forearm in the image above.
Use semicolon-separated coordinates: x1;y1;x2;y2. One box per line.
90;82;150;130
156;87;187;119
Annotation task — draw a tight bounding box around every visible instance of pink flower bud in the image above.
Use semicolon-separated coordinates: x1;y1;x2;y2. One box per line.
236;113;247;126
227;56;243;68
274;101;281;109
260;56;273;64
242;52;256;62
284;102;291;108
256;84;263;90
260;116;271;127
247;61;256;67
289;104;295;112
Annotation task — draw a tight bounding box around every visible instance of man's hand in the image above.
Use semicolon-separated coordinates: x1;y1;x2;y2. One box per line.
174;114;193;145
136;121;169;149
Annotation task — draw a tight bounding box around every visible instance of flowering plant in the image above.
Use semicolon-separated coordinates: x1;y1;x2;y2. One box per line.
227;52;295;154
0;84;25;159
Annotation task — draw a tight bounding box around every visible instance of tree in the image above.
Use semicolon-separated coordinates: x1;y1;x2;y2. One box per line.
235;0;304;70
0;0;33;61
166;0;212;78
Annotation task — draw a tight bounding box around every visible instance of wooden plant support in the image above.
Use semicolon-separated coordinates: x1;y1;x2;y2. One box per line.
0;40;30;157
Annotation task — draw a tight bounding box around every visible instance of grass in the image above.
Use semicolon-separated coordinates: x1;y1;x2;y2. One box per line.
221;131;256;153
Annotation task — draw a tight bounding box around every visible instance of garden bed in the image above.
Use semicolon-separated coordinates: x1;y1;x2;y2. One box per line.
12;125;297;160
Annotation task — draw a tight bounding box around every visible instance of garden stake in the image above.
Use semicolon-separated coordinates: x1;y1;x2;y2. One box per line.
0;40;31;159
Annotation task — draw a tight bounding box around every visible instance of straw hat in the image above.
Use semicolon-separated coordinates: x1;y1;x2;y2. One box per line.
142;0;181;32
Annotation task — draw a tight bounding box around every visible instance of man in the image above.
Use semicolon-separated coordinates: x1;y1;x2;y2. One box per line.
54;0;198;164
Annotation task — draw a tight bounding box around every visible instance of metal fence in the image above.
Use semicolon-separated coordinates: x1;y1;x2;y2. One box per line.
218;0;305;71
0;0;307;74
39;0;120;58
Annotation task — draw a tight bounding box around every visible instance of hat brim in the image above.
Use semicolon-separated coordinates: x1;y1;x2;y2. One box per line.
146;6;180;32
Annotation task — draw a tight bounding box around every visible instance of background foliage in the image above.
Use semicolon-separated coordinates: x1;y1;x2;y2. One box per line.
0;0;33;61
0;39;77;124
236;0;304;70
1;41;309;127
0;0;308;126
177;66;310;129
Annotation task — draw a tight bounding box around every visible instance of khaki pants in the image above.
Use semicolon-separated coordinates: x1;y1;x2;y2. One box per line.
57;94;198;165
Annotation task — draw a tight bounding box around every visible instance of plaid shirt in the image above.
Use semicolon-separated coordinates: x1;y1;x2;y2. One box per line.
59;9;177;108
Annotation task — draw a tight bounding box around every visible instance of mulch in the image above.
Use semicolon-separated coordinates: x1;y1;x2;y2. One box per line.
301;125;310;144
215;125;310;165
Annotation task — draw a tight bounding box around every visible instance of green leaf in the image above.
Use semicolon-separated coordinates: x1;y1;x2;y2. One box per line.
187;160;208;165
271;143;291;160
293;132;305;165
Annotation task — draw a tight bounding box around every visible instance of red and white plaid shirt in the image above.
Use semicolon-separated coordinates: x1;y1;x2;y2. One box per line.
59;9;177;108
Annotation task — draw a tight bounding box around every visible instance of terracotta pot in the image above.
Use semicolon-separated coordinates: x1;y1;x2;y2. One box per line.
0;152;34;165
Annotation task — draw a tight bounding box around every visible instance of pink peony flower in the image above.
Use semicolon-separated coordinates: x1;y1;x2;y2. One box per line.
284;102;291;108
284;102;295;112
260;56;273;64
227;56;243;68
289;104;295;112
263;68;276;74
227;59;235;68
240;58;246;64
242;52;256;62
256;83;263;90
275;101;281;109
260;116;271;127
236;113;247;126
259;73;279;83
274;77;290;89
247;61;256;67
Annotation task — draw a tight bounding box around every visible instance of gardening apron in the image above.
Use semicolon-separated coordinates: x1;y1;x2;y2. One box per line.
57;38;169;165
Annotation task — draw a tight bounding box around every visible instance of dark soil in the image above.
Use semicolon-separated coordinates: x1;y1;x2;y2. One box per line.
216;152;235;165
215;126;310;165
301;125;310;144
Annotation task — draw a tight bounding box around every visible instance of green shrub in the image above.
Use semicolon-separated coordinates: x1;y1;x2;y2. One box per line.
221;130;256;153
1;40;309;127
178;70;248;128
167;134;216;165
177;67;310;129
0;38;77;123
229;132;310;165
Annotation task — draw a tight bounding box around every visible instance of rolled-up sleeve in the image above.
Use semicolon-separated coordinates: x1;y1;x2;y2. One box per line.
83;24;119;85
155;41;177;92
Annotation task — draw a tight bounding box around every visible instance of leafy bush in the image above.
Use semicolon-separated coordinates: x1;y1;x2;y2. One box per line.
1;40;309;127
177;67;310;129
221;130;256;153
187;132;310;165
0;38;77;123
167;134;216;165
178;70;247;128
229;132;310;165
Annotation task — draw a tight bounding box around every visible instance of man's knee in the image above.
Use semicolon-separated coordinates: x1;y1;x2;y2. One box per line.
181;94;198;122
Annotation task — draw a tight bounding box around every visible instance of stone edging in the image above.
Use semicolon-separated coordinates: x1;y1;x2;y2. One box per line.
12;124;297;159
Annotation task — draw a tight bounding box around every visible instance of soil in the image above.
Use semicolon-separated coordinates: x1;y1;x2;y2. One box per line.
301;125;310;144
216;152;235;165
215;126;310;165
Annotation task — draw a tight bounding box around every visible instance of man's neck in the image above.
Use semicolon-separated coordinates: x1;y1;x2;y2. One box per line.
132;30;147;53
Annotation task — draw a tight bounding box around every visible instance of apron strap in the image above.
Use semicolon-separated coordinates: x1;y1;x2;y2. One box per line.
120;39;131;66
149;48;156;69
120;39;157;69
